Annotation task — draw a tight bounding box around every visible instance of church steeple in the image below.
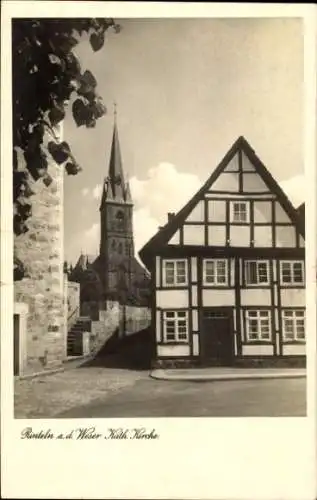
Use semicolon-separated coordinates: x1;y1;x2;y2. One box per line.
100;104;132;208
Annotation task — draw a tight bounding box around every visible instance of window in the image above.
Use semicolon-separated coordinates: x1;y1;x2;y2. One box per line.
280;261;304;285
163;311;188;342
245;260;269;285
246;310;271;341
282;310;305;341
116;210;124;229
163;260;187;286
231;201;249;223
203;259;228;285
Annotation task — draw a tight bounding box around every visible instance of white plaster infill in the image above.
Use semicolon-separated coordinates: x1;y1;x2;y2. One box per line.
150;367;306;382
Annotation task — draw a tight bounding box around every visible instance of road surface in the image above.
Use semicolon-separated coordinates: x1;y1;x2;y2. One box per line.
57;375;306;418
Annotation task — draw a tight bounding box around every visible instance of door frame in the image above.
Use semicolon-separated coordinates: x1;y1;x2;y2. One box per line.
199;306;235;364
13;303;28;376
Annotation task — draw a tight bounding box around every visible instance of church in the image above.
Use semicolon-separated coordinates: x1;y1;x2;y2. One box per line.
69;115;150;307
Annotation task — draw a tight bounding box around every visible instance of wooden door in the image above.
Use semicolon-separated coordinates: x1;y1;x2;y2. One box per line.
201;309;234;365
14;314;20;375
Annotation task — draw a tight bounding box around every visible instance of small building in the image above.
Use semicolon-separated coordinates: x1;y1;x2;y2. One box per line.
139;136;305;368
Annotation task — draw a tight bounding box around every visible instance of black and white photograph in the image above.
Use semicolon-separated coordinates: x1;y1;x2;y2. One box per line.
2;2;316;499
12;14;307;419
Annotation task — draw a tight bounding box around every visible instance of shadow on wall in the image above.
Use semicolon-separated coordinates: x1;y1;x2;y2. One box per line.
81;326;155;371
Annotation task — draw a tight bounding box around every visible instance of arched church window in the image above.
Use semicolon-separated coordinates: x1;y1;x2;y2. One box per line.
116;210;124;229
118;242;123;254
112;240;116;250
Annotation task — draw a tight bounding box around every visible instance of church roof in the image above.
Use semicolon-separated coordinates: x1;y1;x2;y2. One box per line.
100;115;132;208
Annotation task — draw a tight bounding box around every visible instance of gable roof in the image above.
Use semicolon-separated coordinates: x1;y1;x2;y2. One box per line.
297;202;305;226
139;136;305;267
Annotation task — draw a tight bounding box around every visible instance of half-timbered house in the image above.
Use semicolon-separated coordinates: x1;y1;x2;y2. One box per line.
139;136;305;368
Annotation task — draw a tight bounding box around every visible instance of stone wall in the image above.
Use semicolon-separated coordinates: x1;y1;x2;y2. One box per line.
119;305;151;337
14;125;65;375
90;301;120;354
67;279;80;329
81;300;151;356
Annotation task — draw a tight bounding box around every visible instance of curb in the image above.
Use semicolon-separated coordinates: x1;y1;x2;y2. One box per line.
150;371;306;382
15;354;94;381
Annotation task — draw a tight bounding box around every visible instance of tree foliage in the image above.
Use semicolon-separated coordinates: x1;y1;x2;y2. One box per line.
13;18;120;240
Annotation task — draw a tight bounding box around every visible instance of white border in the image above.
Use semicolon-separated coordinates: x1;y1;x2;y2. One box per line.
1;3;316;499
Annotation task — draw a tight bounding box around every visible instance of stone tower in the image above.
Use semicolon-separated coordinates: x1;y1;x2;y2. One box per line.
99;113;135;298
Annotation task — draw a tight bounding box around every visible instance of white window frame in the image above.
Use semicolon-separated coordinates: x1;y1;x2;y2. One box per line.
280;261;305;286
245;310;272;342
163;310;189;343
282;310;305;342
162;259;188;287
203;259;228;286
230;201;250;223
245;260;270;286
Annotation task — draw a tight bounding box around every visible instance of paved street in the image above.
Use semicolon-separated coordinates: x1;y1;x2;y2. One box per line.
14;367;147;419
56;373;305;418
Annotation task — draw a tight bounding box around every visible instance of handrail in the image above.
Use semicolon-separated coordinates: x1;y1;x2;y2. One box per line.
67;305;80;330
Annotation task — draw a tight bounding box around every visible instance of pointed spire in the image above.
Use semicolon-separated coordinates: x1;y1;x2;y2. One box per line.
100;103;133;209
125;180;133;204
107;103;125;201
100;178;114;208
75;252;87;271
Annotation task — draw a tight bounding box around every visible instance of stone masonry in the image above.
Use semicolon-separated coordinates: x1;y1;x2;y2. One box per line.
14;124;65;375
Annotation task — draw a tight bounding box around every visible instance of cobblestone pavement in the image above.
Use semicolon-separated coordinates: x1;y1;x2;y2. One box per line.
14;366;148;418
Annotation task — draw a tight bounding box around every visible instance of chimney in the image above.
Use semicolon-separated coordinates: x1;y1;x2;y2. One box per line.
167;212;175;222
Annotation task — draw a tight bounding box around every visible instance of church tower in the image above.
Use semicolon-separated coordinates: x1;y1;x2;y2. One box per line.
99;108;135;298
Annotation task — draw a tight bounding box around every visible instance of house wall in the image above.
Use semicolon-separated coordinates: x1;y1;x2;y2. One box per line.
154;255;305;363
14;124;65;375
147;142;305;367
168;150;300;250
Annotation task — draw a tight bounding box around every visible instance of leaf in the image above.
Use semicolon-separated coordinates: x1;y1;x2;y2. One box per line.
48;102;65;127
32;123;45;143
48;53;62;65
24;149;48;180
89;32;105;52
92;99;106;119
81;70;97;89
65;161;81;175
14;255;26;280
16;199;32;221
13;214;28;236
113;24;121;34
86;117;97;128
58;34;78;53
78;88;96;102
43;173;53;187
65;53;81;78
20;181;35;198
72;98;87;127
48;141;70;164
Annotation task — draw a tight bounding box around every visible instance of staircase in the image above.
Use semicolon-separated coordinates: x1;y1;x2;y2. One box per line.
67;316;92;356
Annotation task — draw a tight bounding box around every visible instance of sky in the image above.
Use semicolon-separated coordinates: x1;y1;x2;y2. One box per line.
64;17;304;265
